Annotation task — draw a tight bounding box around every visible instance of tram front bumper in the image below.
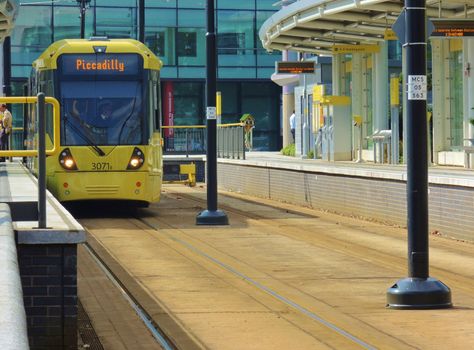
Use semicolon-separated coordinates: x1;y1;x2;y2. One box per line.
49;171;151;202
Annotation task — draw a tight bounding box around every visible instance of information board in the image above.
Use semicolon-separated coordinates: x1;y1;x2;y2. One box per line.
276;61;315;74
431;19;474;38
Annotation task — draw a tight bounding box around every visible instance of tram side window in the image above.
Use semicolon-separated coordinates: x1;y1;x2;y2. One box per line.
153;79;161;131
39;71;55;145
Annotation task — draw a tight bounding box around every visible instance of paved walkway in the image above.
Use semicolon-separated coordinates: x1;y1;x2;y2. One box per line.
78;184;474;350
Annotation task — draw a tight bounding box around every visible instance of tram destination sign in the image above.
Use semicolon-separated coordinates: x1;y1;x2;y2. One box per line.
59;53;141;76
276;61;315;74
430;19;474;38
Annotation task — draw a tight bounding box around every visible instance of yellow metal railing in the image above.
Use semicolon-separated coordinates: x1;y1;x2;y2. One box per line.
161;122;244;129
162;125;206;129
0;96;60;157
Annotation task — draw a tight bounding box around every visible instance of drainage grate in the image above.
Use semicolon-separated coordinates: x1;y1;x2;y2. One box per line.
78;299;104;350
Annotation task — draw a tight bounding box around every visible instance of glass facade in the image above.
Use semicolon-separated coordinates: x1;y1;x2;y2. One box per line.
10;0;282;150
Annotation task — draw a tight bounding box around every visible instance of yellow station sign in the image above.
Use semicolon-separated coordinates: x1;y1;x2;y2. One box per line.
332;44;380;54
384;29;398;41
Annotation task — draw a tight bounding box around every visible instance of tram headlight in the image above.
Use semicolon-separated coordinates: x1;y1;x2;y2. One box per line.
59;148;78;170
127;147;145;170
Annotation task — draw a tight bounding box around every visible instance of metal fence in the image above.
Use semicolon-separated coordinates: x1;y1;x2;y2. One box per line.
217;123;246;160
162;125;206;155
162;123;247;159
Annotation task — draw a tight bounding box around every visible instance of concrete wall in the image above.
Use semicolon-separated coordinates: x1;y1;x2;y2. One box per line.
218;162;474;242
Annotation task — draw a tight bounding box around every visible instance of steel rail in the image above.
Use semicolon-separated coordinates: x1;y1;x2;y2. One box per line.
82;242;176;350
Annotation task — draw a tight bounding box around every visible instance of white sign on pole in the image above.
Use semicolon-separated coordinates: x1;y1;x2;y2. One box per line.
407;75;427;100
206;106;217;120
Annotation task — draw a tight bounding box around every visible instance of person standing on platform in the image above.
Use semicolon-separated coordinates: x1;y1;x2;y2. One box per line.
0;104;12;162
289;110;296;143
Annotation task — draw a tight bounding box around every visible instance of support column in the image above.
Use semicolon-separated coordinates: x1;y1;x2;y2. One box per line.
466;39;474;167
0;43;3;97
432;39;445;165
352;54;363;118
362;55;370;150
2;36;11;98
374;41;389;131
373;42;389;162
352;54;363;160
402;47;407;163
282;50;297;147
332;54;342;96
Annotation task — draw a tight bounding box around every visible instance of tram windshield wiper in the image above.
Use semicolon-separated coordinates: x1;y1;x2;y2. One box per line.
64;117;106;156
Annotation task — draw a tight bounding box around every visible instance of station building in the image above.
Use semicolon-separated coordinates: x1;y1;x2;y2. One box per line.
260;0;474;167
4;0;282;151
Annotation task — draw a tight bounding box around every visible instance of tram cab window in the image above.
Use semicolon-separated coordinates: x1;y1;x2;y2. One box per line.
60;81;144;146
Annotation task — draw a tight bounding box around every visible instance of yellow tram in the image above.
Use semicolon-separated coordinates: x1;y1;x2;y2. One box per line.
26;38;163;206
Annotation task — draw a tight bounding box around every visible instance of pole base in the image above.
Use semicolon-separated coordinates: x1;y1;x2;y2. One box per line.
386;277;452;309
196;209;229;226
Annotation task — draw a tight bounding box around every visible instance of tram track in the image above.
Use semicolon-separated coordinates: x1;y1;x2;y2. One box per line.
169;189;474;297
82;216;379;349
82;241;176;350
78;186;474;349
135;216;377;350
134;193;413;349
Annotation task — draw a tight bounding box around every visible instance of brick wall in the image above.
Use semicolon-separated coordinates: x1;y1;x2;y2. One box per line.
17;244;77;350
218;163;474;242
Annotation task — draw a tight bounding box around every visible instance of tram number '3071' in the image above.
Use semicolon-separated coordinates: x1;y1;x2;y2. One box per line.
92;162;112;171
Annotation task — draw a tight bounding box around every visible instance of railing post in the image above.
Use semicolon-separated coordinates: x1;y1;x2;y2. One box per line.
240;126;245;160
186;128;189;157
216;126;220;158
225;128;230;158
22;85;28;163
37;92;47;229
231;126;235;159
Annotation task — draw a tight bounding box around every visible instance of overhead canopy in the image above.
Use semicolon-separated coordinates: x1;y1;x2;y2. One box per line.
259;0;474;55
0;0;18;42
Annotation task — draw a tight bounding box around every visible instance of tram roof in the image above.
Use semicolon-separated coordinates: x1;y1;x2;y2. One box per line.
259;0;474;55
0;0;18;42
32;38;162;71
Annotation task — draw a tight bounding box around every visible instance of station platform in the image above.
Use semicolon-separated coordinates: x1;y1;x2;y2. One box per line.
0;161;85;242
79;183;474;350
216;151;474;243
0;161;85;349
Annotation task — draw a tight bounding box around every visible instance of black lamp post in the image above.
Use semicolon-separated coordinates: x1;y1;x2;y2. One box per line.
76;0;91;39
386;0;451;309
196;0;229;225
138;0;145;43
3;36;11;98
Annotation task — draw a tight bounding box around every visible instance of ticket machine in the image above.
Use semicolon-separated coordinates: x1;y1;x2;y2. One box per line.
313;85;351;161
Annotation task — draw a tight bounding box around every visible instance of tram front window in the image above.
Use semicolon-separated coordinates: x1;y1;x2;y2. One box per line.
61;81;144;146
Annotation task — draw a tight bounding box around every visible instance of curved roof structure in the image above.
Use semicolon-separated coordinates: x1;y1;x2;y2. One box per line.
259;0;474;55
0;0;18;42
